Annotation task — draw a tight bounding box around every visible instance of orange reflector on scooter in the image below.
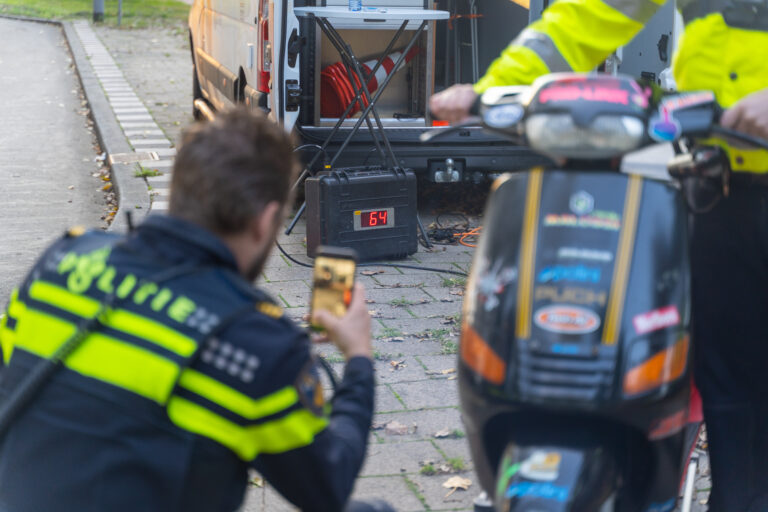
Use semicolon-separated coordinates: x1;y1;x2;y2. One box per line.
432;120;450;127
461;323;506;385
624;335;689;396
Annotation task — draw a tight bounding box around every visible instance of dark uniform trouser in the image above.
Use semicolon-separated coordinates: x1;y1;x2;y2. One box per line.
690;175;768;512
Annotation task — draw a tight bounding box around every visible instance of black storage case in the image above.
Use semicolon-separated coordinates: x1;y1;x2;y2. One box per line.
305;167;418;262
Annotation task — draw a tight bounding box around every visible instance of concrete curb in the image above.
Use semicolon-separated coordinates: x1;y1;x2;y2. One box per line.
0;14;152;233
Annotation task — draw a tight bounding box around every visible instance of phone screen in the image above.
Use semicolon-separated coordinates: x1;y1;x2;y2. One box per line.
310;252;356;327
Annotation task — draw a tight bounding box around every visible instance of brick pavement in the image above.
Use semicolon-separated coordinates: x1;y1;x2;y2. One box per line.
83;20;712;512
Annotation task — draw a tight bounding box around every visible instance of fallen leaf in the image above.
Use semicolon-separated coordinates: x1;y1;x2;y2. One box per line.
434;428;453;438
386;337;405;343
365;299;376;304
442;476;472;497
389;360;406;371
361;270;385;276
449;289;464;296
249;477;263;487
67;185;75;190
440;368;456;375
371;421;386;431
448;375;457;380
385;420;409;435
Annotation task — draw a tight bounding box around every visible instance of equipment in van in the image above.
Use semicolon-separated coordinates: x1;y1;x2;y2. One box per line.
305;167;419;262
287;7;448;255
421;73;768;511
321;46;420;118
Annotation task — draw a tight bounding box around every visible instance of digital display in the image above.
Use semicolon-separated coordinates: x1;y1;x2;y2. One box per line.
361;209;389;228
353;207;395;231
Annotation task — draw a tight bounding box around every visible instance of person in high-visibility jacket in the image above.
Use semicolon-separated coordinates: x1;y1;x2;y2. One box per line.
0;109;392;512
431;2;768;510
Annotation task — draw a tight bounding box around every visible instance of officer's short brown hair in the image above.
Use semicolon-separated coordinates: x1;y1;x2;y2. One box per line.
169;107;297;235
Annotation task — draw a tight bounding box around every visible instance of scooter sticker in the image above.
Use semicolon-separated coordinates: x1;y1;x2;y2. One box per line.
557;247;614;263
519;451;561;481
537;265;601;284
534;305;601;334
633;305;680;335
506;481;569;502
477;259;518;312
569;191;594;215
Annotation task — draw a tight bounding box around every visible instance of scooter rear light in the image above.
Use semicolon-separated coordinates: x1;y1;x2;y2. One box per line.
623;335;689;396
461;323;506;385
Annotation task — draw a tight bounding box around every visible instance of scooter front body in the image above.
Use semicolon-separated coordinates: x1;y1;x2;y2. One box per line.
460;168;694;510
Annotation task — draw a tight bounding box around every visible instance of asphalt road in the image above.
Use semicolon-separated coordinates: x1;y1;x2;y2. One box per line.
0;18;104;305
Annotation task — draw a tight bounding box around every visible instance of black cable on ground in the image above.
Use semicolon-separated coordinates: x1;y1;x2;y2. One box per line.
275;240;468;277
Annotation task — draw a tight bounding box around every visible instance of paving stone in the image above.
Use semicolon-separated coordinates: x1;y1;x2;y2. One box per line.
372;356;429;384
416;355;461;375
376;384;406;413
372;337;446;356
409;299;464;319
393;318;460;339
350;476;425;512
371;272;445;288
262;265;313;283
390;379;460;410
361;440;442;476
434;439;474;471
416;285;466;304
410;472;476;511
363;286;435;307
261;280;312;308
374;408;463;443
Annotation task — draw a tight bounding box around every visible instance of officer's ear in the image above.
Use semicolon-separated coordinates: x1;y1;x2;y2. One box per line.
250;201;282;246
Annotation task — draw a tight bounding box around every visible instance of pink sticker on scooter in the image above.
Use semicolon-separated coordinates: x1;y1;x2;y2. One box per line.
633;305;680;335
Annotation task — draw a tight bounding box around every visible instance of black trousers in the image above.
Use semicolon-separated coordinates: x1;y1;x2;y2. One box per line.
690;176;768;512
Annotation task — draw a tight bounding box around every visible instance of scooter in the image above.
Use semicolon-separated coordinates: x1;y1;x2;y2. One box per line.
424;73;768;511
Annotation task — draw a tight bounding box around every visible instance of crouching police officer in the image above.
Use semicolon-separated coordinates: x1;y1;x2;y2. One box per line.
0;108;390;512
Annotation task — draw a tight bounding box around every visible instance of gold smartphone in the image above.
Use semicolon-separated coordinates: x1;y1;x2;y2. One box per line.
310;246;358;329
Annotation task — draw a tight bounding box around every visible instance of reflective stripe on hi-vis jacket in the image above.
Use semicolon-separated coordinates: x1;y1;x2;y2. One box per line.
474;0;768;172
6;235;328;461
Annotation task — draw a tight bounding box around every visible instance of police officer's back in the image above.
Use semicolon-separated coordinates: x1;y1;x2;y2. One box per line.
0;109;379;512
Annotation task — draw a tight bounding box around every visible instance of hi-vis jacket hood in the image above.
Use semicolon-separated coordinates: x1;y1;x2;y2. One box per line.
474;0;768;172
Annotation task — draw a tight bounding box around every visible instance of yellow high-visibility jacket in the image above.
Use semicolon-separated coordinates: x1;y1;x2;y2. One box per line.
474;0;768;172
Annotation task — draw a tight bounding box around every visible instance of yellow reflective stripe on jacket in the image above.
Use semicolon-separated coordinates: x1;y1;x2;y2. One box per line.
28;280;197;357
475;0;664;92
29;281;101;317
0;289;23;364
167;396;328;460
14;308;180;404
178;369;299;420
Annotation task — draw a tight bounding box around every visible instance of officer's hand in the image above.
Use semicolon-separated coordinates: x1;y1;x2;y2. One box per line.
429;84;478;125
721;88;768;142
311;283;372;360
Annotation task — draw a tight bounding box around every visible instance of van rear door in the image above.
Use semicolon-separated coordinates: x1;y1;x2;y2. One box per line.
270;0;302;131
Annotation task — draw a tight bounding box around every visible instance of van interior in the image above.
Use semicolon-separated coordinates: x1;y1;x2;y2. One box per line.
295;0;530;129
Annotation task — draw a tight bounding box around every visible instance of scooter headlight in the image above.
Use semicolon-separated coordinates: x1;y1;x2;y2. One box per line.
525;114;645;159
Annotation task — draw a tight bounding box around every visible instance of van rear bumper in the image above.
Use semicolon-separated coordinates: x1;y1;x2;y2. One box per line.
296;125;550;177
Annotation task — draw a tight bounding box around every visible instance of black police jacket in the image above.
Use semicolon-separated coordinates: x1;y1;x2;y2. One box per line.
0;215;374;512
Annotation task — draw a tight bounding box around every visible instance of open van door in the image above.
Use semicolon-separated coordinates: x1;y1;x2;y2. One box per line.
270;0;302;131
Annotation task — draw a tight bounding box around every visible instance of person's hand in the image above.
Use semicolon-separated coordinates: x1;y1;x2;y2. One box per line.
311;283;372;360
429;84;478;125
720;88;768;142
